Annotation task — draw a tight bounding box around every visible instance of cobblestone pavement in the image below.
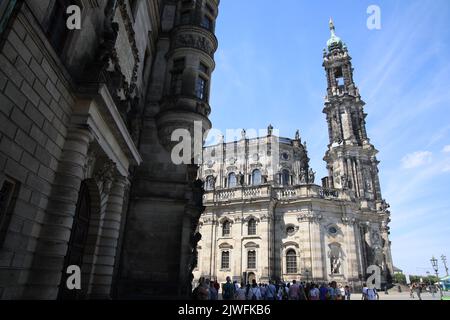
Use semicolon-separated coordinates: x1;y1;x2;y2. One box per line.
350;292;443;300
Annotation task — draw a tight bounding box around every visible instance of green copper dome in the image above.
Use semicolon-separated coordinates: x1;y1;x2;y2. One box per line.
327;18;343;49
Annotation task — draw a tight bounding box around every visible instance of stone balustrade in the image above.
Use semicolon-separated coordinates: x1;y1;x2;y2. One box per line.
203;184;352;204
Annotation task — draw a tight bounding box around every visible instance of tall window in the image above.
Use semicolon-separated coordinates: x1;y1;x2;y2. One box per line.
281;169;290;186
228;173;237;188
0;178;19;246
201;15;212;30
247;250;256;269
170;58;185;95
222;220;230;237
221;251;230;269
195;76;207;101
286;249;297;274
251;169;262;186
199;62;208;74
248;219;256;236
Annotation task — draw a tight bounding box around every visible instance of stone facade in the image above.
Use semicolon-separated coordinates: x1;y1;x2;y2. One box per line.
194;20;394;289
0;0;219;299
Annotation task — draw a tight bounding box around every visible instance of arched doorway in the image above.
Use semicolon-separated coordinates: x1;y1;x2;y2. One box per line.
247;272;256;284
58;181;92;300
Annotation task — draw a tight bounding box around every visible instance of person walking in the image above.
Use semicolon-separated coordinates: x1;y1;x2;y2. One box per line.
277;283;289;300
410;284;415;299
319;283;328;301
235;282;247;300
209;280;218;300
309;284;320;301
247;279;262;300
362;283;378;301
193;277;210;300
328;281;338;300
265;281;276;300
222;276;235;300
344;285;351;300
415;283;422;301
288;280;300;300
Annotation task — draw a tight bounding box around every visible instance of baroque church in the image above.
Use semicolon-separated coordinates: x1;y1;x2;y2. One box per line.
0;0;392;300
194;19;394;289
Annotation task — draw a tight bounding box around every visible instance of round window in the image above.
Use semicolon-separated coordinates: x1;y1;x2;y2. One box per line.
328;226;338;235
282;152;289;160
286;226;295;235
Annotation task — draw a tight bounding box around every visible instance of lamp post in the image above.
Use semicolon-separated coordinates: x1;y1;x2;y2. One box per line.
441;255;449;277
431;256;442;299
431;256;439;280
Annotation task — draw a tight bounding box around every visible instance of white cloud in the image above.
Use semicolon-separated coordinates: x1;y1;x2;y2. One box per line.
401;151;433;169
442;145;450;153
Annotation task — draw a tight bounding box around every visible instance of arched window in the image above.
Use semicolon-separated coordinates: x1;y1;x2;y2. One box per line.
282;169;290;186
286;249;297;274
251;169;262;186
205;175;215;191
228;173;237;188
222;220;231;237
248;218;256;236
221;251;230;269
247;250;256;269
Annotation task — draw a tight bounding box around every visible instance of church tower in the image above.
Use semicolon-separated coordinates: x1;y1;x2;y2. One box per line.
322;19;394;283
322;19;382;204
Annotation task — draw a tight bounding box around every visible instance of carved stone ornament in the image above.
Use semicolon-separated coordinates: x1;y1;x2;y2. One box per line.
173;34;215;56
297;212;322;223
94;160;116;195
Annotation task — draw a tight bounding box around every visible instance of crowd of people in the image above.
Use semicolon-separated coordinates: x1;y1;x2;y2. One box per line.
409;283;442;300
193;276;380;301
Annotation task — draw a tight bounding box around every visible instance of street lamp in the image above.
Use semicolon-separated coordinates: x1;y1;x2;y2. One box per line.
441;255;449;277
431;256;439;279
431;256;443;299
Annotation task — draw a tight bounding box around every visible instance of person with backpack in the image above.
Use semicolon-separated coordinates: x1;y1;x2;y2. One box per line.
247;279;262;300
265;281;276;300
277;282;288;300
222;276;235;300
362;283;378;300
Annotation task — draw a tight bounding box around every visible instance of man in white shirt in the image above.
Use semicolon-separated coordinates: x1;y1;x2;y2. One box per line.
309;284;320;300
362;283;378;301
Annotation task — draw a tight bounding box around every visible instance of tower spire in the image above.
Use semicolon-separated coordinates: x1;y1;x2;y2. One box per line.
322;19;382;202
329;17;335;36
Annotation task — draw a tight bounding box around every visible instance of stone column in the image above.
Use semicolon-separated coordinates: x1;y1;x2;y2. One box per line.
88;175;129;299
259;213;270;282
23;126;93;299
310;214;324;281
343;217;359;283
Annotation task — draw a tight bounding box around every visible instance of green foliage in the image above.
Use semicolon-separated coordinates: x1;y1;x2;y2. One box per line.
408;275;439;284
393;273;406;284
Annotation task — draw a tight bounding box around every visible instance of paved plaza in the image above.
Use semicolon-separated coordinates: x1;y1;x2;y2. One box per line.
350;291;444;301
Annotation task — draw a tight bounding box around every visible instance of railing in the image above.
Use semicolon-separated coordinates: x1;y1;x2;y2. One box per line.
203;184;350;203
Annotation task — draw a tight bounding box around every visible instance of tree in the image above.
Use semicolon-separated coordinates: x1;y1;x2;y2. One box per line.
393;273;406;285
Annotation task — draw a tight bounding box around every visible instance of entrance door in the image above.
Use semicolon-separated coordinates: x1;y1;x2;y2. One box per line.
58;181;91;300
248;272;256;284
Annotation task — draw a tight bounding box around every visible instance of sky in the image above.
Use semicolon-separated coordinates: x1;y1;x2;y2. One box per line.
208;0;450;277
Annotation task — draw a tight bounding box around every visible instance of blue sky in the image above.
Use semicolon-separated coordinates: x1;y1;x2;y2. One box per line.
208;0;450;276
